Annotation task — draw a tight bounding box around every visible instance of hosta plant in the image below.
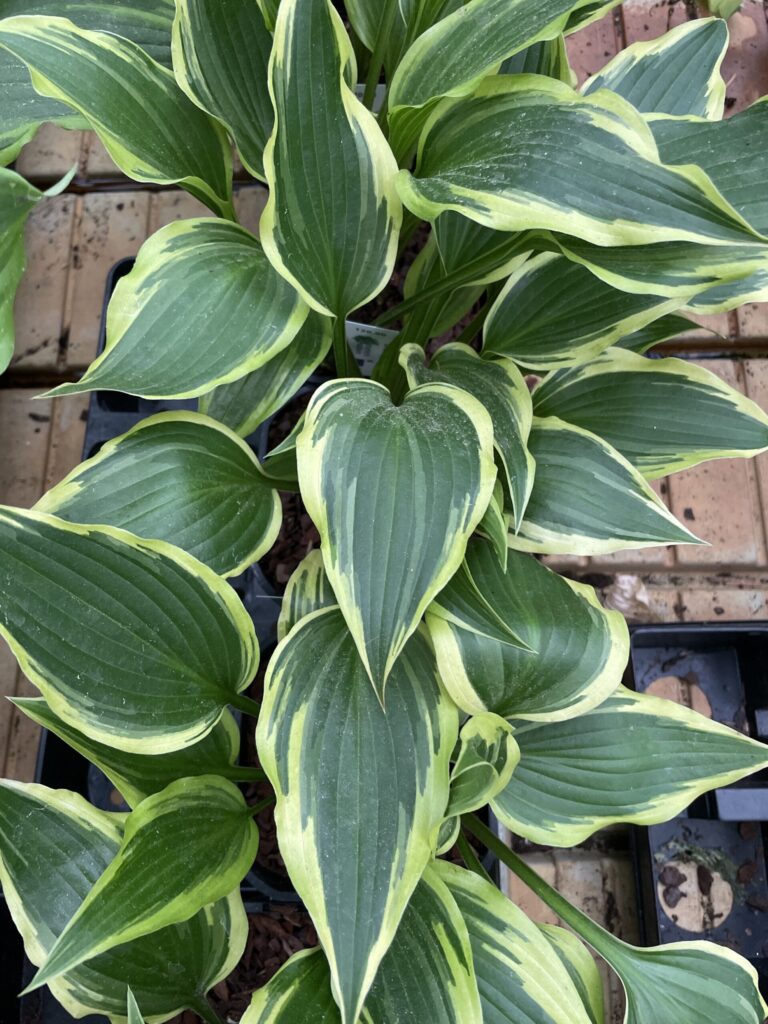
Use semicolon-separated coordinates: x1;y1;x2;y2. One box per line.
2;2;768;1022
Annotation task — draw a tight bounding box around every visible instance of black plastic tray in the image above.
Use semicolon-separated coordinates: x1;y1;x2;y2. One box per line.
628;623;768;995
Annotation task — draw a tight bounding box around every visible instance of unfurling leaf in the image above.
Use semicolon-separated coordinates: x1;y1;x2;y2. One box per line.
446;713;520;817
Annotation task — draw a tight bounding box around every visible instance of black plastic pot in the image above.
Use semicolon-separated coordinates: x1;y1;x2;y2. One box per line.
628;623;768;996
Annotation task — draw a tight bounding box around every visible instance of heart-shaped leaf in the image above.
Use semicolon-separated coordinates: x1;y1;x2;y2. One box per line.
297;379;495;694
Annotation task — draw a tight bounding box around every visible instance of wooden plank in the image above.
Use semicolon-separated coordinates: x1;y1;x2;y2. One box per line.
565;10;623;85
720;1;768;116
0;389;53;780
737;301;768;341
669;360;767;567
14;124;85;185
677;586;767;620
11;194;76;373
147;190;213;234
43;394;90;491
742;359;768;540
620;0;692;45
64;191;151;371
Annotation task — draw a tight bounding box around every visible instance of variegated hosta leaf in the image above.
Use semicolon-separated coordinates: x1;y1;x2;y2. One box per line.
0;507;258;754
401;234;483;342
432;211;531;289
427;539;629;720
511;417;701;555
346;0;462;78
297;379;495;694
686;266;768;315
243;867;481;1023
540;926;604;1024
277;549;335;641
483;252;690;371
652;99;768;236
0;168;60;372
709;0;742;17
35;412;281;576
363;864;481;1023
172;0;273;180
616;313;703;354
583;18;728;119
554;233;768;298
127;988;146;1024
609;942;767;1024
477;479;508;570
261;0;401;318
48;219;308;401
532;348;768;479
0;781;247;1021
446;713;520;817
429;555;530;648
0;15;233;216
261;413;304;490
0;0;174;166
500;35;571;80
200;312;332;438
436;861;595;1024
494;687;768;847
13;698;250;809
256;607;458;1024
563;1;619;32
400;343;535;531
397;76;761;247
476;821;768;1024
27;776;258;992
387;0;612;157
436;816;461;856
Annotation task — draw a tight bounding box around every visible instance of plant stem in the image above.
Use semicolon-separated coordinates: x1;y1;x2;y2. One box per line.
230;694;261;718
218;765;266;783
332;316;358;377
247;794;276;817
457;831;493;884
452;303;491;347
191;996;225;1024
462;814;619;957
